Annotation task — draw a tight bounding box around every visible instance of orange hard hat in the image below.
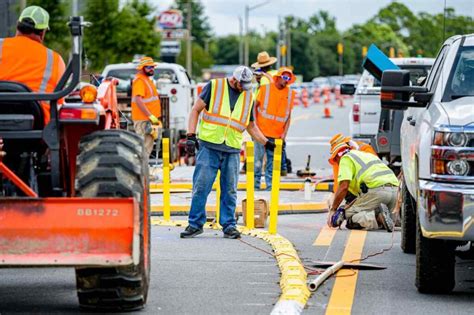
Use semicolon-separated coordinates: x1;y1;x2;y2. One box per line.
328;141;351;165
136;56;158;70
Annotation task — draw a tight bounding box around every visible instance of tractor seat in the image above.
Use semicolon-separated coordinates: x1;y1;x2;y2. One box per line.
0;81;44;131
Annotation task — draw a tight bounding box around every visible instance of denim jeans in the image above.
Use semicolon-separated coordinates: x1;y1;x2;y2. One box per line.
254;138;286;190
188;145;240;232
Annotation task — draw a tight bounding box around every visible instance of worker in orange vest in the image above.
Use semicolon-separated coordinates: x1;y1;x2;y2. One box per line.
254;67;296;190
0;6;66;124
131;57;162;157
328;133;377;193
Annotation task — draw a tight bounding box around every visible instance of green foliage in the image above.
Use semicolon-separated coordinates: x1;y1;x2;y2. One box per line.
176;41;213;77
27;0;70;57
210;35;240;65
173;0;212;47
83;0;159;71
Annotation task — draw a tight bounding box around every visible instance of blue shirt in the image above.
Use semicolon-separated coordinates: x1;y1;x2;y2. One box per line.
198;79;254;153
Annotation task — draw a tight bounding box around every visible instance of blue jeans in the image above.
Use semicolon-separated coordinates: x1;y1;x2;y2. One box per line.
188;145;240;232
254;138;286;190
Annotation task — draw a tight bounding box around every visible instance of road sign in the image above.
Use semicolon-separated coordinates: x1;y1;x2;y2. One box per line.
158;9;183;29
160;41;181;57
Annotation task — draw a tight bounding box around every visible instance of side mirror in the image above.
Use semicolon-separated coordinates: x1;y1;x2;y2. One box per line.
340;83;356;95
381;70;428;110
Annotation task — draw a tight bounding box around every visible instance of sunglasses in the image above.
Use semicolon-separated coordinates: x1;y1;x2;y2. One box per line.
281;75;291;82
144;66;154;70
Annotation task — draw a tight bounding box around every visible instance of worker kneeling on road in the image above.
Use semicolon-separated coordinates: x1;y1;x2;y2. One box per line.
254;67;296;190
131;57;162;157
181;66;274;239
327;141;398;231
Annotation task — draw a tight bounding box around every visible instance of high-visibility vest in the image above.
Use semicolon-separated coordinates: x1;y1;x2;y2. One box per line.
131;73;161;120
260;69;277;85
0;36;65;123
339;150;398;195
332;141;377;192
255;83;295;138
198;78;253;149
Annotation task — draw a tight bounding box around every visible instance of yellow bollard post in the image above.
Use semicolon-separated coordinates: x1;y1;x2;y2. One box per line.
162;138;171;221
269;139;282;235
215;170;221;228
246;141;255;229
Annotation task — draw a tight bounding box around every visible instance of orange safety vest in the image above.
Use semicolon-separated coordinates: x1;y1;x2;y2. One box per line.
255;83;295;138
332;141;377;192
0;36;65;124
131;73;161;121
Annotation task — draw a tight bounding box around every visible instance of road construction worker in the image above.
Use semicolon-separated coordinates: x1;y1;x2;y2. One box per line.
254;67;296;190
329;133;377;192
181;66;274;239
131;56;162;157
327;141;398;231
0;5;65;124
251;51;277;86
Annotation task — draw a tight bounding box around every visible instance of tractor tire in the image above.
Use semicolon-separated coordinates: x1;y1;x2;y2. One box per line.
415;215;455;294
74;130;150;311
400;179;416;254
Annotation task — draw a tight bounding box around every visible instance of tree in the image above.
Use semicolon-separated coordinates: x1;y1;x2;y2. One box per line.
210;35;240;65
177;41;213;77
27;0;70;57
173;0;212;47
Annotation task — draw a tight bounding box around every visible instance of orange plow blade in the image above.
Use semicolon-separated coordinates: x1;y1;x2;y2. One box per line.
0;197;138;266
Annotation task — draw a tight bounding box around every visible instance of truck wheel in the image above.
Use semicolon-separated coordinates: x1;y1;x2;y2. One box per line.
401;179;416;254
415;215;455;294
74;130;150;311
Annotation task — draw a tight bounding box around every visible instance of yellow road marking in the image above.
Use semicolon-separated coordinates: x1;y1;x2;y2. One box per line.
313;226;337;246
325;230;367;315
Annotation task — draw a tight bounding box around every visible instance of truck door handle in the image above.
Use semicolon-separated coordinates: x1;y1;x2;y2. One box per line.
407;115;413;121
409;120;416;126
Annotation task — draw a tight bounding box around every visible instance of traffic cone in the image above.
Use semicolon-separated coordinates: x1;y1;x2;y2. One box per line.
324;88;330;104
323;105;332;118
294;90;301;106
313;88;321;104
335;87;344;107
302;88;309;108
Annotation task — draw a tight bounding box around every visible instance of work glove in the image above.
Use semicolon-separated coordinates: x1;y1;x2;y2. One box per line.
329;207;346;228
186;133;199;155
148;114;160;125
264;141;276;151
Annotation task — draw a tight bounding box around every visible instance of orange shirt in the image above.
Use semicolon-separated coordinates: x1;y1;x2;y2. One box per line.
131;73;161;121
255;83;295;138
0;36;66;123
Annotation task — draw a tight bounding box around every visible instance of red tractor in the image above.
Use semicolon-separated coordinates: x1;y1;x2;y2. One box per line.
0;17;150;311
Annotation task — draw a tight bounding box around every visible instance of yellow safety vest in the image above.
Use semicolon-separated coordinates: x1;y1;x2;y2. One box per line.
260;69;277;86
199;78;253;149
340;150;399;195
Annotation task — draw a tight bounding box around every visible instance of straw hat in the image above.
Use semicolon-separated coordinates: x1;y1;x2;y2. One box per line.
328;141;351;164
329;133;351;147
136;56;158;70
274;67;296;84
251;51;277;69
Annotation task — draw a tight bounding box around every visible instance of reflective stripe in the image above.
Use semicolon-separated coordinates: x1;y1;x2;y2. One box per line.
263;84;271;112
202;111;229;126
240;91;252;124
0;39;4;64
142;96;159;103
229;120;246;132
39;48;53;92
346;152;385;180
211;79;224;114
369;170;394;180
259;84;291;123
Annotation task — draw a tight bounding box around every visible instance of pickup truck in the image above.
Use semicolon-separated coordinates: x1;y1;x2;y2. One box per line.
381;34;474;294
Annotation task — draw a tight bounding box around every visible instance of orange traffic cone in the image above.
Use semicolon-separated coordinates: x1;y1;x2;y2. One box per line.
324;87;331;104
302;88;309;108
323;105;332;118
335;87;344;107
294;90;301;106
313;88;321;104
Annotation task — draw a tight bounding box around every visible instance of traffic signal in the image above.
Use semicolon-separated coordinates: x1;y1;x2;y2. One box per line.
337;42;344;55
389;47;395;58
362;46;368;57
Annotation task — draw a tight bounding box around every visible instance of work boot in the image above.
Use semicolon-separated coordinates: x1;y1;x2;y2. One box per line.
223;226;241;239
281;170;288;176
375;204;394;232
180;225;203;238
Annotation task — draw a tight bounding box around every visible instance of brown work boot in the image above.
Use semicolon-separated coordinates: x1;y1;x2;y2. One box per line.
375;204;394;232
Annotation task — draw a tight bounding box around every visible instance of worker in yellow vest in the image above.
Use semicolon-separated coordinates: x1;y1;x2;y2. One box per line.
327;141;398;231
180;66;273;239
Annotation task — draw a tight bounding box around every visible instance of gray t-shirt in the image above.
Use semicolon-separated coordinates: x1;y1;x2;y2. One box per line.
198;79;254;153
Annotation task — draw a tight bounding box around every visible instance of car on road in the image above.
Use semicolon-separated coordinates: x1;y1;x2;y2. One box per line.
311;77;331;91
343;57;434;170
381;34;474;294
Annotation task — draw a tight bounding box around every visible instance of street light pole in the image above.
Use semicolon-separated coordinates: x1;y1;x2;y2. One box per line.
186;0;192;77
244;0;271;66
238;16;243;65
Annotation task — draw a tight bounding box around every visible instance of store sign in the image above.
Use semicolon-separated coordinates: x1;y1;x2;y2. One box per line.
162;29;188;40
158;9;183;29
160;41;181;57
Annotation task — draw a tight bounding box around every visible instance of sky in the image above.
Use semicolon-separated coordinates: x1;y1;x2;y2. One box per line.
153;0;474;36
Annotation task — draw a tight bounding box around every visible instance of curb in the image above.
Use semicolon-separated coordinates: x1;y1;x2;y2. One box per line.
151;219;311;314
150;182;333;193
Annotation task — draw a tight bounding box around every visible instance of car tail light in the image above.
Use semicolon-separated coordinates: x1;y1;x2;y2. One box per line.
170;88;177;95
353;103;360;123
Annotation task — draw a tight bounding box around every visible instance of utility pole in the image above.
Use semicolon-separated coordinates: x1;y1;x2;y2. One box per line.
244;1;271;66
286;21;291;67
19;0;26;10
238;16;243;65
72;0;78;16
186;0;192;77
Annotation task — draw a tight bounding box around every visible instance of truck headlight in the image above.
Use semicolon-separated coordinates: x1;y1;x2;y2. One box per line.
446;160;470;176
447;133;468;147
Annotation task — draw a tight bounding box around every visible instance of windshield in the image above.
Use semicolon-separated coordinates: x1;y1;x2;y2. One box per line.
357;65;431;91
444;46;474;100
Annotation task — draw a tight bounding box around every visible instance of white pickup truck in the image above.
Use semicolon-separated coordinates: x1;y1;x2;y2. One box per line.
381;34;474;294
